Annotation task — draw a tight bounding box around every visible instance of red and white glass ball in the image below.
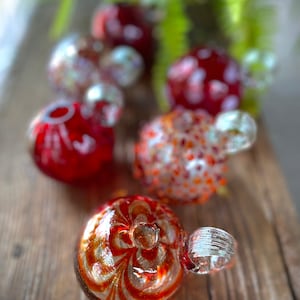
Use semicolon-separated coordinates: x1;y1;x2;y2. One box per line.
27;100;114;183
75;195;236;300
166;47;243;116
134;108;257;204
91;3;154;63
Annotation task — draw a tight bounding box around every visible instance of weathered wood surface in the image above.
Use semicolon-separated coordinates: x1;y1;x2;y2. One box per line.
0;2;299;300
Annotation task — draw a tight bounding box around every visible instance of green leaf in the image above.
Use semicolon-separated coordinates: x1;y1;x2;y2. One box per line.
240;89;261;117
214;0;276;115
152;0;191;112
50;0;74;39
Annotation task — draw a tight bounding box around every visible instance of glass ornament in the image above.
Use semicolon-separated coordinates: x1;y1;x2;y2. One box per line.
75;195;236;300
91;3;154;63
84;82;124;127
215;110;257;154
28;100;114;183
48;33;104;98
134;108;256;204
102;46;144;87
166;47;243;116
242;49;277;91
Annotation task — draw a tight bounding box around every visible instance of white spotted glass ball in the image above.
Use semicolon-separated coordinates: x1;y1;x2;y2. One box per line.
166;47;243;116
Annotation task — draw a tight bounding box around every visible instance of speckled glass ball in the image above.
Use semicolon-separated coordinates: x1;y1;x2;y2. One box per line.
102;46;144;87
84;81;124;127
134;109;228;204
166;47;243;116
48;33;104;98
28;100;114;183
91;3;154;63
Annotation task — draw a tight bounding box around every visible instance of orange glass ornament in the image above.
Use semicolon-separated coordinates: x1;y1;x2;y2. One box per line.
75;195;236;300
134;108;257;204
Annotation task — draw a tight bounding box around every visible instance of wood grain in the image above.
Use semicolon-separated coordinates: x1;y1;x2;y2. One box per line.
0;1;299;300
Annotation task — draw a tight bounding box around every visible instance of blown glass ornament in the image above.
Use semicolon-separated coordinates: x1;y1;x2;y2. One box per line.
134;108;256;204
91;3;154;63
75;195;236;300
48;33;104;98
166;47;243;116
84;81;124;127
102;46;144;87
28;100;114;183
242;49;277;92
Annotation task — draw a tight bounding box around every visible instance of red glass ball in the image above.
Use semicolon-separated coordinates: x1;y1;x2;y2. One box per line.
28;100;114;183
92;4;154;63
48;33;105;98
166;47;243;116
75;195;186;300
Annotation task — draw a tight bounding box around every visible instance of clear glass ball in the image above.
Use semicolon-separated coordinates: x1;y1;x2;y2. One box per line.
103;45;144;87
84;82;124;127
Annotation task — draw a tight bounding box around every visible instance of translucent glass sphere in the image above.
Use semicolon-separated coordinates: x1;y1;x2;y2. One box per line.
103;45;144;87
84;82;124;127
215;110;257;154
242;49;277;91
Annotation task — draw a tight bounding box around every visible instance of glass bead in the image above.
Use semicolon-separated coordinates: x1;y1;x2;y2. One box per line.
166;47;243;116
75;195;237;300
28;100;114;183
215;110;257;154
84;82;124;127
91;3;154;64
134;109;228;204
242;49;277;91
48;33;105;98
102;46;144;87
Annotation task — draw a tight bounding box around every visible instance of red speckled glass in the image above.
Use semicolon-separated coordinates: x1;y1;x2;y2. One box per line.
134;109;228;204
166;47;243;116
92;3;154;64
75;195;237;300
134;109;257;204
28;100;114;183
48;33;105;98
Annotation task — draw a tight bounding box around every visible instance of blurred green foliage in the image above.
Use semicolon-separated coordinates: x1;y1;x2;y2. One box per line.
151;0;191;111
215;0;276;116
50;0;74;38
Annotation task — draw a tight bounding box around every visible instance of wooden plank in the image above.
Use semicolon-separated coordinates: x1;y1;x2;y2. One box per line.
0;1;299;300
